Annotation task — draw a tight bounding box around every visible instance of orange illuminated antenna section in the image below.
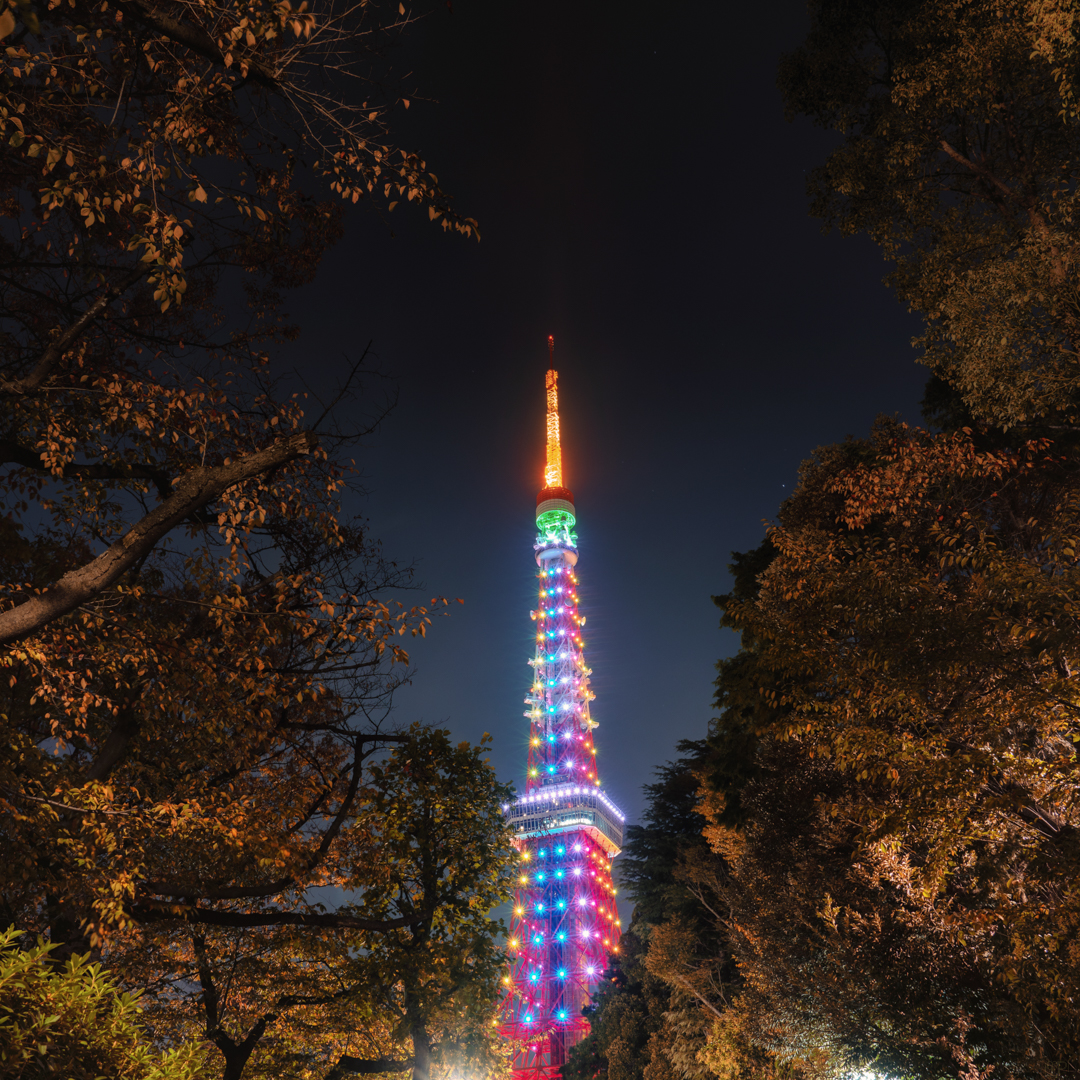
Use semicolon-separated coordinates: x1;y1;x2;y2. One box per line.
545;336;562;488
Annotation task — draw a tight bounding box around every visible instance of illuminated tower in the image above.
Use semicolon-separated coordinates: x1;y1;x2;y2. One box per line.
502;338;624;1080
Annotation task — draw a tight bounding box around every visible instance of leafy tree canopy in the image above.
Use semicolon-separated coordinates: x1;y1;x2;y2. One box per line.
0;0;468;948
0;926;208;1079
703;419;1080;1078
0;3;511;1079
780;0;1080;428
119;726;517;1080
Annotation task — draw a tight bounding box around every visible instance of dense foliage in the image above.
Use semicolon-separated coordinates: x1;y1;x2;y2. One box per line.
0;0;477;946
561;747;734;1080
570;4;1080;1079
698;413;1080;1076
0;2;512;1079
779;0;1080;428
122;727;516;1080
0;927;207;1079
689;2;1080;1077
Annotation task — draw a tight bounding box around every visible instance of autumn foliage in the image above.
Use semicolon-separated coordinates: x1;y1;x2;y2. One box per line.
0;0;513;1078
567;3;1080;1079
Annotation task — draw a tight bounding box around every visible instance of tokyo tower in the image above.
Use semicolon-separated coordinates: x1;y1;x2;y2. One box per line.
501;338;624;1080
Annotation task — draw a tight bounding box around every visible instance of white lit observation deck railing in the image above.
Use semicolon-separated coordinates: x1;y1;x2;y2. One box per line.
503;784;625;856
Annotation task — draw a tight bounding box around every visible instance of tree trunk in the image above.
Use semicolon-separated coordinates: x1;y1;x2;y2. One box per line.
410;1021;433;1080
221;1044;253;1080
45;894;94;967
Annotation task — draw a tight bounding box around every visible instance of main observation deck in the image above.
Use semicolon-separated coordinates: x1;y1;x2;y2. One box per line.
503;784;625;856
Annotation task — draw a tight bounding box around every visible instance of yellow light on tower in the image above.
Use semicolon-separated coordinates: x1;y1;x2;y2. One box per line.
544;337;562;488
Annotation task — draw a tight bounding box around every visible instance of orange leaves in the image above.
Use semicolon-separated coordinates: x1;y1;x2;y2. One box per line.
712;410;1080;1055
0;0;480;1011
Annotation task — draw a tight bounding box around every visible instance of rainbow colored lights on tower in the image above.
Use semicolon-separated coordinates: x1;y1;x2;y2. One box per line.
501;339;624;1080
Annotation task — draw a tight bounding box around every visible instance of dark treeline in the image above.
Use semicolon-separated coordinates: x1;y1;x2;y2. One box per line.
565;2;1080;1078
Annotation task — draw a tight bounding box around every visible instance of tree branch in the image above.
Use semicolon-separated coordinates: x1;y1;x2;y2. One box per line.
129;902;424;932
115;0;279;88
0;439;173;500
191;932;221;1031
0;265;148;396
939;138;1068;286
0;431;317;645
139;735;411;901
326;1057;413;1080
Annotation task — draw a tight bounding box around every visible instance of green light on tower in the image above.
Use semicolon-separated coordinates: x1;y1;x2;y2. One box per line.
536;506;576;533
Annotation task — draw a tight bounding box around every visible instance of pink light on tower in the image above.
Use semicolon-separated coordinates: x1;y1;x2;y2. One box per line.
500;339;624;1080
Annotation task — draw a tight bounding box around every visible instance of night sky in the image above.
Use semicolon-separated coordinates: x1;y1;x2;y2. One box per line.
281;0;929;913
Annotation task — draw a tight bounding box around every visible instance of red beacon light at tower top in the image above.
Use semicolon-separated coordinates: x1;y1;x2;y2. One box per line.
500;338;623;1080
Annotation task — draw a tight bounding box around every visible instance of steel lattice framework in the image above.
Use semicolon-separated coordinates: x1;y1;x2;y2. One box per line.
500;341;624;1080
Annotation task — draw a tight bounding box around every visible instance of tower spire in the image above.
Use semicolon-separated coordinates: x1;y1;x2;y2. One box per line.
501;347;623;1080
544;336;562;489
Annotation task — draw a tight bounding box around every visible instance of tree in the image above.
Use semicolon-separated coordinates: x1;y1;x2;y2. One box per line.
0;0;476;645
113;726;516;1080
701;420;1080;1078
562;746;739;1080
0;926;208;1079
1;506;452;947
340;726;516;1080
0;0;472;949
779;0;1080;428
0;4;505;1078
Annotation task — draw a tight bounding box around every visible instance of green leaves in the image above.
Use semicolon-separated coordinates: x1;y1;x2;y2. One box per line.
0;928;207;1080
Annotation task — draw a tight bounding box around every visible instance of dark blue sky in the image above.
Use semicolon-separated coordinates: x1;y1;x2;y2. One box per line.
282;0;928;915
